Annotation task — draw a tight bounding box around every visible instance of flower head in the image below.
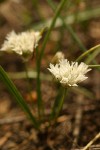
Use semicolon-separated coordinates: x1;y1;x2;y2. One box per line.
0;30;41;60
48;59;91;87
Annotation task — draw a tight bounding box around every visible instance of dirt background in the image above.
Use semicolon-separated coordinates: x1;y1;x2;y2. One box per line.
0;0;100;150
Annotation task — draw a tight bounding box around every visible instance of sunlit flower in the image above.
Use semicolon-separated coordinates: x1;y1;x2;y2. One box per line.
0;30;42;60
48;59;91;87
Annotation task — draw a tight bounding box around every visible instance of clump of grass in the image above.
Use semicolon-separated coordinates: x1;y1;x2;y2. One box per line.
0;0;100;131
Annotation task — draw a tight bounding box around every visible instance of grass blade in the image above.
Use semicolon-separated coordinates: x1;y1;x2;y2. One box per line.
0;66;39;129
76;44;100;62
35;0;68;120
46;0;86;52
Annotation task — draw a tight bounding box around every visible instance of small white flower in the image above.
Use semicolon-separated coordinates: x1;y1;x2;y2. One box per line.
48;59;91;87
0;30;42;59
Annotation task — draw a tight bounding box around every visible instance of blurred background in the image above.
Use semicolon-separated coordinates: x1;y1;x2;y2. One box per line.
0;0;100;150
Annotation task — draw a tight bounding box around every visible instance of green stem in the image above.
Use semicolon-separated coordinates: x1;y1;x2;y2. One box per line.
35;0;68;120
47;0;100;68
85;49;100;64
39;0;68;64
55;88;66;119
36;48;43;120
64;24;86;51
33;7;100;30
50;86;67;121
89;65;100;68
0;66;39;129
24;62;33;101
36;71;42;119
46;0;86;52
76;44;100;62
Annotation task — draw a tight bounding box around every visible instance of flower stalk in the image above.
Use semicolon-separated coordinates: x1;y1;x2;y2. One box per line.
36;48;45;120
35;0;67;120
50;86;67;123
55;87;67;119
76;44;100;62
24;62;33;102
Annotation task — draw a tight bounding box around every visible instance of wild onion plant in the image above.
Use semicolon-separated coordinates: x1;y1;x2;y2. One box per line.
0;0;100;130
0;28;100;129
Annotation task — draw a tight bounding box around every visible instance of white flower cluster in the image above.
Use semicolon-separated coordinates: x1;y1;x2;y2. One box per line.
0;30;41;58
48;59;91;87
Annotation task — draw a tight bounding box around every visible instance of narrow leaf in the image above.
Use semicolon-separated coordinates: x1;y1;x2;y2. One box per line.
0;66;39;129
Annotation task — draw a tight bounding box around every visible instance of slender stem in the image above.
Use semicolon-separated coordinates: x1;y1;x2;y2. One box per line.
64;24;86;51
85;49;100;64
47;0;100;68
82;132;100;150
76;44;100;62
55;88;66;119
35;0;68;119
36;71;42;119
33;7;100;30
50;86;67;122
50;86;63;120
24;62;33;101
46;0;86;52
39;0;68;65
36;48;43;119
0;66;39;129
89;65;100;68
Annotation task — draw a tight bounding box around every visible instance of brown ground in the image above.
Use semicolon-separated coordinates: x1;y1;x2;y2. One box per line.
0;0;100;150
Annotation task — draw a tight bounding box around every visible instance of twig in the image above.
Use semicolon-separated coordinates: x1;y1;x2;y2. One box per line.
82;132;100;150
89;144;100;149
0;115;26;125
0;132;11;147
